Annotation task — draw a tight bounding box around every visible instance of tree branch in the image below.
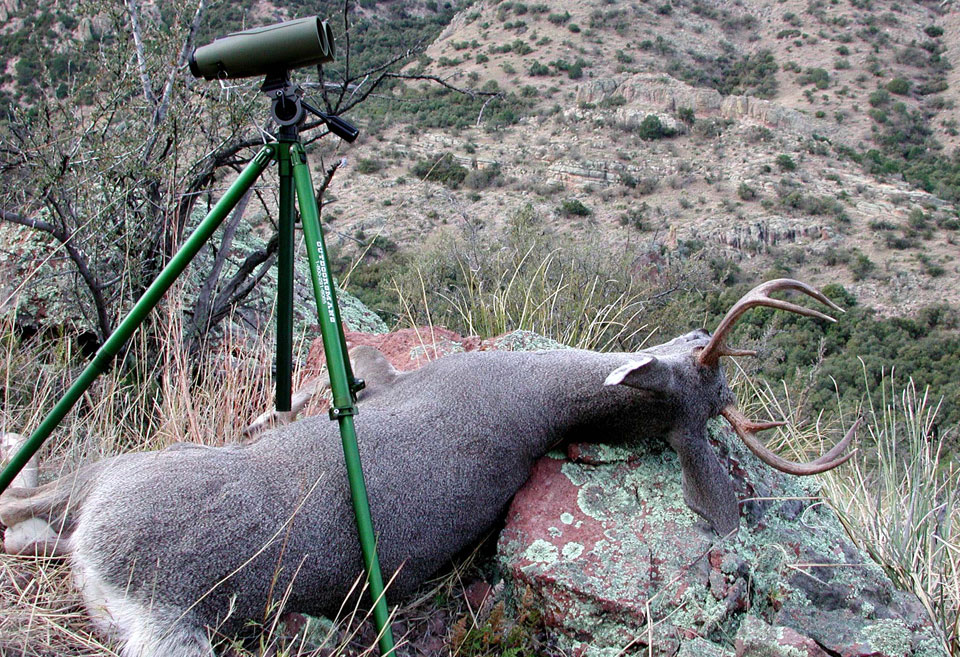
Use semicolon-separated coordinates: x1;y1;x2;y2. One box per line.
124;0;157;106
185;189;252;346
1;208;58;235
1;207;113;341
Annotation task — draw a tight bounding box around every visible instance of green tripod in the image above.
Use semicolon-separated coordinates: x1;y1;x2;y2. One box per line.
0;72;396;655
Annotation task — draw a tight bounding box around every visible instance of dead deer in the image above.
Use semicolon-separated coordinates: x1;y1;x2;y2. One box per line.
0;279;855;657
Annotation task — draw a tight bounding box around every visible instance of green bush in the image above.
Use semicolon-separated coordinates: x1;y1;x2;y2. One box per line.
776;154;797;171
798;67;830;89
868;88;891;107
411;154;468;188
850;252;875;280
667;49;779;99
528;61;550;76
637;115;675;140
886;77;911;95
738;182;757;200
558;199;592;217
355;158;384;174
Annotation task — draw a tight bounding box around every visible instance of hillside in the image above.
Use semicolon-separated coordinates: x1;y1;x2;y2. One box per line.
318;0;958;316
0;0;956;316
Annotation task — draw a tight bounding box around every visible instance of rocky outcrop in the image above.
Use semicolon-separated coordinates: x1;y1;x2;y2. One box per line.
709;217;833;251
577;74;835;139
498;423;944;657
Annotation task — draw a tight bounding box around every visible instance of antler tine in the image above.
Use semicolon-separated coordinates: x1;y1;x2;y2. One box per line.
721;406;857;475
810;417;862;466
698;278;845;368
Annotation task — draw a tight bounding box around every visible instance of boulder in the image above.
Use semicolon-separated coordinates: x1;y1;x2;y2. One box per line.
498;421;944;657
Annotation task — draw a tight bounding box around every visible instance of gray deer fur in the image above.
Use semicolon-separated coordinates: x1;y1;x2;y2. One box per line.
0;296;836;657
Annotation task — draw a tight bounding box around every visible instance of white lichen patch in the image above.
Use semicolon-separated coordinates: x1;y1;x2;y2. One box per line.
524;539;559;565
549;526;563;538
577;483;637;521
561;461;589;486
863;619;913;657
562;542;584;560
560;512;575;525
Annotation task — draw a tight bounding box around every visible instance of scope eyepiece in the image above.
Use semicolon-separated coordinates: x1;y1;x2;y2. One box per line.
190;16;335;80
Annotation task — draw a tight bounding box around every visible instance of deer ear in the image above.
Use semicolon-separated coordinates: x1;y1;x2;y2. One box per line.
603;355;657;387
671;431;740;535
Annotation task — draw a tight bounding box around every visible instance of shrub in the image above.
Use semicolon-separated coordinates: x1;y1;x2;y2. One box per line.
528;61;549;76
355;158;384;174
799;67;830;89
636;176;659;195
776;154;797;171
558;199;591;217
924;25;943;38
886;77;911;95
464;164;502;190
868;88;890;107
411;154;468;188
637;115;674;140
850;252;875;280
738;182;757;200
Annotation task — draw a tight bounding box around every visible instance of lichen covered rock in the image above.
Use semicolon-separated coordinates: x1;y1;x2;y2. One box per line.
498;421;944;657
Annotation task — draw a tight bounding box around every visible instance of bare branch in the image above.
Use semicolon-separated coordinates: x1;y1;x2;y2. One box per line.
155;0;207;126
124;0;157;106
334;0;352;113
1;209;58;235
186;189;252;344
1;207;113;340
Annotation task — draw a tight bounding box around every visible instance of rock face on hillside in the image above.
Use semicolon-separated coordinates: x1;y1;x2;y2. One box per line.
307;325;944;657
576;74;836;140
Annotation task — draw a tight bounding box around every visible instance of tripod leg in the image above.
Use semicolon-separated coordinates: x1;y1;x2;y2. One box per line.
0;147;276;496
290;143;396;656
276;141;295;413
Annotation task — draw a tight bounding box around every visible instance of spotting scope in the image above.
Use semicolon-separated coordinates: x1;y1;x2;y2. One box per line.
190;16;335;80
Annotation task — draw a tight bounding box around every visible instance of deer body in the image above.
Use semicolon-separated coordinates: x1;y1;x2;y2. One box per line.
0;280;851;657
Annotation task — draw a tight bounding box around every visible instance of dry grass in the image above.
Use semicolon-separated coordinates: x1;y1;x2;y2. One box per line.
0;292;342;656
736;365;960;656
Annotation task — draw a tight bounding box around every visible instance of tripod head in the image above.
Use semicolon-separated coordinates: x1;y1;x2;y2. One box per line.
189;16;358;143
261;72;359;142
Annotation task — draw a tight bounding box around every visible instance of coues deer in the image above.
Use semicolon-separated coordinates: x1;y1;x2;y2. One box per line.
0;279;856;657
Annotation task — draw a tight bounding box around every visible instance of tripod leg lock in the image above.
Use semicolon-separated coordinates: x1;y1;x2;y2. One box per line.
329;405;358;420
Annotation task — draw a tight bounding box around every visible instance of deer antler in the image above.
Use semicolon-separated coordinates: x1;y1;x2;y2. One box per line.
701;279;855;474
697;279;844;368
721;407;859;475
